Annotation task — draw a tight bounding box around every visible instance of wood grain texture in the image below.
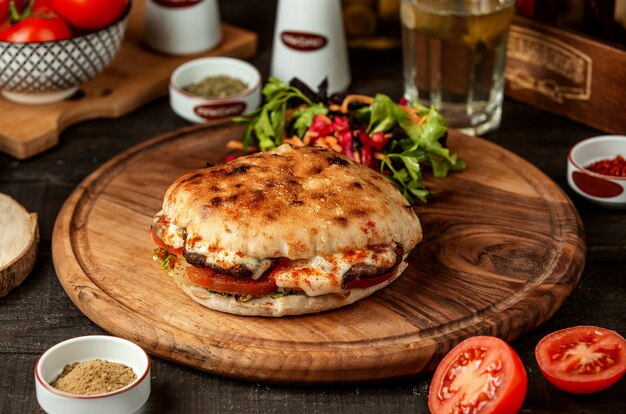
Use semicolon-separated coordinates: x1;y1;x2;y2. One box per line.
0;1;257;160
51;123;586;384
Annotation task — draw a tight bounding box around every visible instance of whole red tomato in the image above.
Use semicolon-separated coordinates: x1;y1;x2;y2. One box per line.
0;0;71;42
0;0;9;25
49;0;128;31
0;14;70;41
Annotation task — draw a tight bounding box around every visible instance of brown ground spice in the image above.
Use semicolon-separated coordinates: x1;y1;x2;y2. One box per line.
50;359;137;395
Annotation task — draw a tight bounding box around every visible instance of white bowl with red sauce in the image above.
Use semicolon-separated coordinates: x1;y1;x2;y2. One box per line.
567;135;626;208
35;335;151;414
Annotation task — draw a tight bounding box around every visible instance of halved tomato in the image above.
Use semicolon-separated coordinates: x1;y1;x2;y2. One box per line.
186;266;278;296
149;228;183;256
429;336;527;414
535;326;626;394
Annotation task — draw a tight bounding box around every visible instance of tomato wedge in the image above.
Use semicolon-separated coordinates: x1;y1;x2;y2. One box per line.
429;336;527;414
535;326;626;394
186;266;278;296
150;228;183;256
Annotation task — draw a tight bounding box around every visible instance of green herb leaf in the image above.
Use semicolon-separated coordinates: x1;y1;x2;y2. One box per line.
292;103;328;137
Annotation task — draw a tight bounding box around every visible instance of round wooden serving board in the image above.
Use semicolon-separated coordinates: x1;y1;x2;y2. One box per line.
52;123;585;384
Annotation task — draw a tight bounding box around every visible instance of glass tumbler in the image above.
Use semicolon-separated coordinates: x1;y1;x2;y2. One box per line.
401;0;516;135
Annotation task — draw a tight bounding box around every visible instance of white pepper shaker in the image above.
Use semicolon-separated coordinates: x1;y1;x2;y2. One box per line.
270;0;351;93
144;0;222;55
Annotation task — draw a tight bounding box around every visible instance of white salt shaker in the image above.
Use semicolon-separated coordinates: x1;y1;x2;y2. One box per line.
270;0;351;94
144;0;222;55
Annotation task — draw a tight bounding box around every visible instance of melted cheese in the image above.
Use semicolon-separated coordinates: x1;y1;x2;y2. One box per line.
273;247;398;296
186;238;273;279
153;211;184;249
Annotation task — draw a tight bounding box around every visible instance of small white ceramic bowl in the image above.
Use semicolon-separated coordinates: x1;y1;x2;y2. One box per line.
567;135;626;208
169;57;261;123
0;3;131;105
35;335;151;414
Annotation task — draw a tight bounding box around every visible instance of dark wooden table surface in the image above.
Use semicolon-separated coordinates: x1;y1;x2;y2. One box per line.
1;1;624;413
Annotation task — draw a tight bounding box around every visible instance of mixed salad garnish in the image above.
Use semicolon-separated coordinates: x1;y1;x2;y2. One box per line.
231;77;465;203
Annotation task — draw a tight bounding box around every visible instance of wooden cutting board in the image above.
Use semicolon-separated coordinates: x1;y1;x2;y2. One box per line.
0;2;257;160
52;123;586;384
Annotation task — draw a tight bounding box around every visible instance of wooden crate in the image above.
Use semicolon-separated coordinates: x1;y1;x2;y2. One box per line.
505;16;626;134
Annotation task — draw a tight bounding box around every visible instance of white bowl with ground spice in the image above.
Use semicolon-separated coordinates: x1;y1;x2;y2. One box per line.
35;335;151;414
169;57;261;123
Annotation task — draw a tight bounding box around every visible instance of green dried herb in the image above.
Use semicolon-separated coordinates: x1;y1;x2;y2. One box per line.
183;75;248;98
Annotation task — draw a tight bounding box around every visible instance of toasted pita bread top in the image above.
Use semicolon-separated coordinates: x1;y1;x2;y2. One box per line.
160;144;422;260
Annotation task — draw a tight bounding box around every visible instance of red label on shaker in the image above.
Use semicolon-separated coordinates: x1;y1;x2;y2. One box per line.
280;31;328;51
152;0;202;8
194;102;247;120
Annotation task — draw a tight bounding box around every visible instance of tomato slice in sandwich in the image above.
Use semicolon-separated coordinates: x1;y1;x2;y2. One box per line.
344;272;395;290
150;228;183;256
186;266;278;296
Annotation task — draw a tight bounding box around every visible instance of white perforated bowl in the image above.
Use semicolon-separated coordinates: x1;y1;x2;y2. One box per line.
0;3;130;104
35;335;151;414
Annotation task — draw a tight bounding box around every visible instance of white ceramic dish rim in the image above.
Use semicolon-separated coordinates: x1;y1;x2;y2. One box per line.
35;335;150;399
567;135;626;182
0;2;132;46
169;57;261;103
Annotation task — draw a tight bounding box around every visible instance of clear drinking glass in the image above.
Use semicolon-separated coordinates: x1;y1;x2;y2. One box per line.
401;0;516;135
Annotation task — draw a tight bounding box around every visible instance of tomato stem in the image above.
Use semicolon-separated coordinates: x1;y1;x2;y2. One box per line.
8;1;21;23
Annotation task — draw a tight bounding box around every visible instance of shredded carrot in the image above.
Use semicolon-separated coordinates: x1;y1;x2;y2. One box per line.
226;140;257;151
353;151;361;163
374;152;386;161
283;136;305;147
340;95;375;113
329;104;342;112
303;130;318;145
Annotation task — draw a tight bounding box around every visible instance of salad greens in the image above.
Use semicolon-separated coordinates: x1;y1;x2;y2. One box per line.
234;77;465;203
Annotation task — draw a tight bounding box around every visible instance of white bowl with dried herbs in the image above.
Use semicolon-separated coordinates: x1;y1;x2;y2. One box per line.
169;56;261;123
35;335;151;414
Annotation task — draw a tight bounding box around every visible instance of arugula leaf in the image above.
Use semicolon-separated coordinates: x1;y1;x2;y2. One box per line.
235;77;315;151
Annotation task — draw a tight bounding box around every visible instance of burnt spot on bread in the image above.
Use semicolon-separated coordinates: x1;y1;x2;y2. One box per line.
210;185;220;192
349;209;368;217
351;181;364;190
228;194;240;202
210;197;223;207
334;217;349;227
265;181;277;188
291;200;304;207
234;183;243;188
250;190;266;204
312;192;328;201
179;172;204;184
226;164;250;175
327;156;350;166
265;212;277;221
309;165;324;175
